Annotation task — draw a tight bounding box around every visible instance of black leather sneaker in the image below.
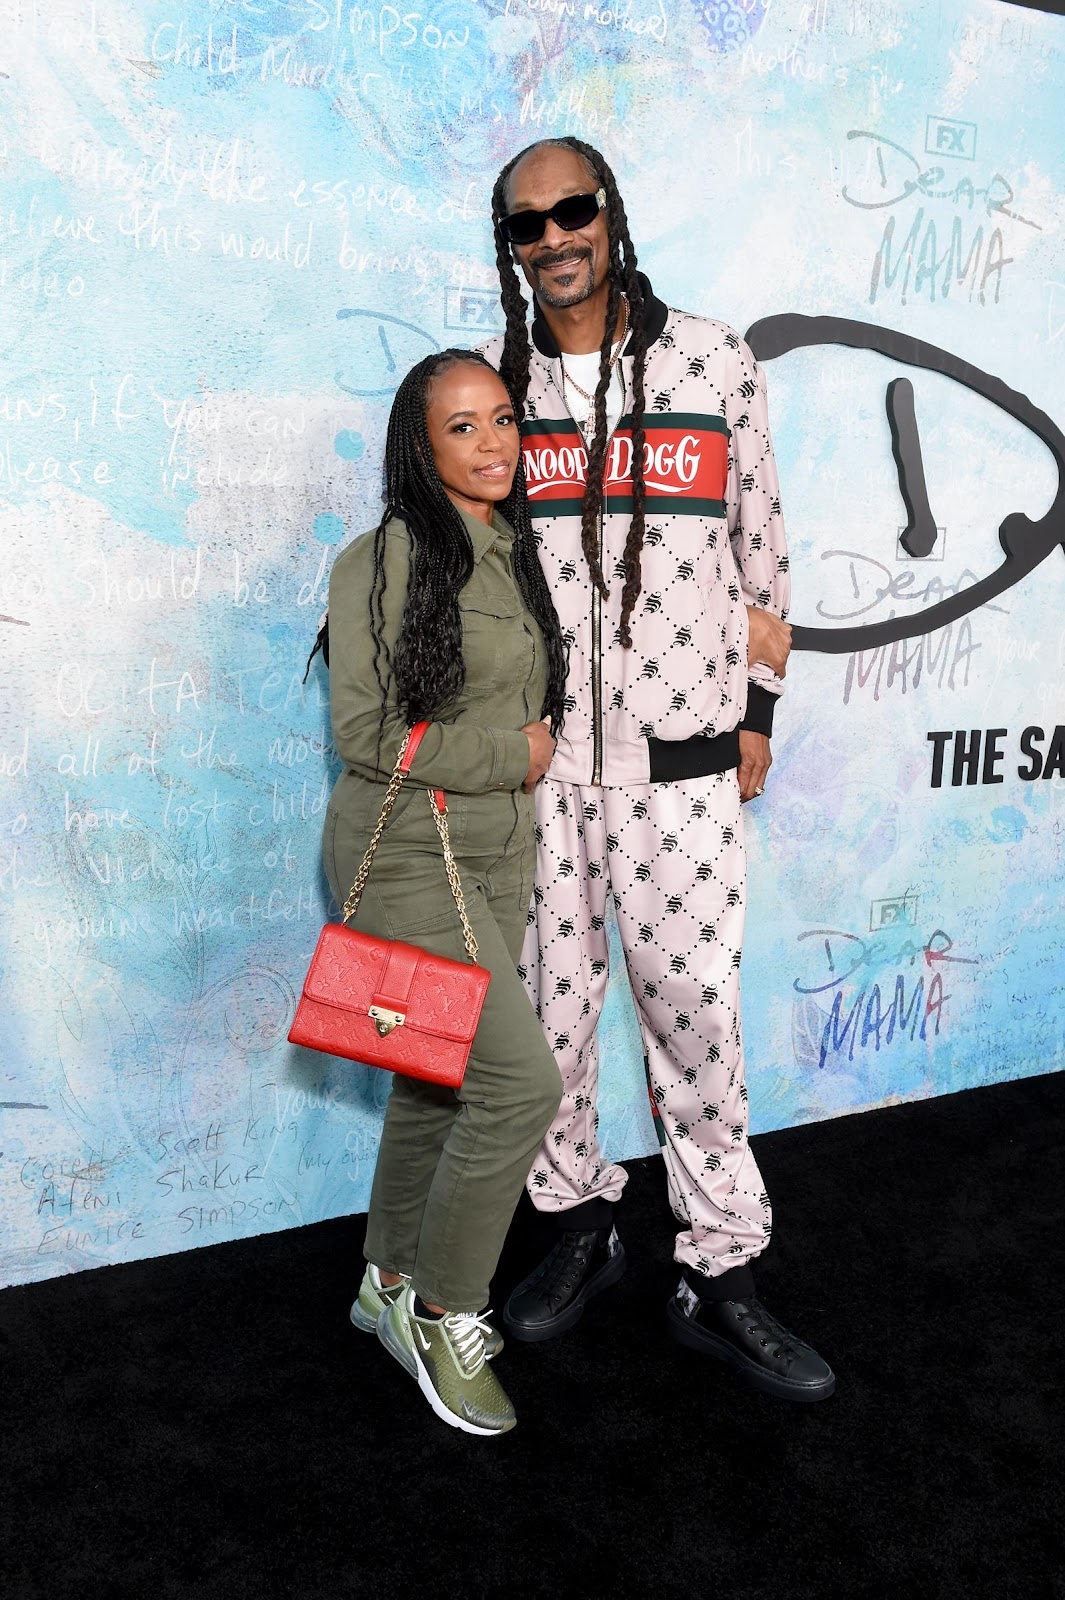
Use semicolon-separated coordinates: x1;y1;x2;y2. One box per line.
666;1279;836;1402
503;1226;626;1342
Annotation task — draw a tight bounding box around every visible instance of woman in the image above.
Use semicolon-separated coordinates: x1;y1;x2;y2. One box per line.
321;350;566;1437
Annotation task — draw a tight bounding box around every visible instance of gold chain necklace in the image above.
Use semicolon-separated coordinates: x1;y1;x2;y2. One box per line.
560;294;629;412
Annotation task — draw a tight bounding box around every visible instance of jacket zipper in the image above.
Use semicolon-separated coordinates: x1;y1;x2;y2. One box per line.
556;352;628;788
591;506;603;785
590;364;627;786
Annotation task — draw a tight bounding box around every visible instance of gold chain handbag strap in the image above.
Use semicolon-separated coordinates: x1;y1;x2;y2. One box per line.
341;728;480;964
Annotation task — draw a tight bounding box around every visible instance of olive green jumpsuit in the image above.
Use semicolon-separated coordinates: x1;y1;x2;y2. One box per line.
322;506;563;1313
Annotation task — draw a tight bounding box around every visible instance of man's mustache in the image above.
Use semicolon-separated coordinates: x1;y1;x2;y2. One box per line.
531;247;592;271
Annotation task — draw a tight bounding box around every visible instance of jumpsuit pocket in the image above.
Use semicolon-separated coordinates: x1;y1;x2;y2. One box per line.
460;597;523;697
363;838;476;939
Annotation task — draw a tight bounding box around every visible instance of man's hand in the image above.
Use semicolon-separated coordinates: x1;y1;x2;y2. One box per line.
522;719;556;792
738;731;771;803
746;605;792;678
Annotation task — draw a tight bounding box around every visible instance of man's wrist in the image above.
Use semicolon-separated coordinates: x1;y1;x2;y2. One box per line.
740;684;776;738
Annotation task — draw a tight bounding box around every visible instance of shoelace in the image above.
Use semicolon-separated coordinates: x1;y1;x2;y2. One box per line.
738;1301;804;1361
542;1233;598;1300
441;1310;494;1376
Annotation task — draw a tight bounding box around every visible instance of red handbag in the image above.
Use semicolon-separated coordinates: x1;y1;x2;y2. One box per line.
288;722;490;1090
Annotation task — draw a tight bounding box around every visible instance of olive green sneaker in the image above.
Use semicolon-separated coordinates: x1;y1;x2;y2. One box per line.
350;1264;410;1333
351;1266;502;1362
377;1287;517;1437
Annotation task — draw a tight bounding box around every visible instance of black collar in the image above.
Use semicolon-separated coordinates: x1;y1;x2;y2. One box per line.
530;271;669;358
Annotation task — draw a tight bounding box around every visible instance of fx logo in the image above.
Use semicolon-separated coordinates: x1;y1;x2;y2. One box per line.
924;115;977;161
444;289;503;333
870;893;919;933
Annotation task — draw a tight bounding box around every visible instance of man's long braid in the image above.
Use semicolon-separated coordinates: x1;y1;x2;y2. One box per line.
491;158;534;416
491;136;649;648
504;449;569;734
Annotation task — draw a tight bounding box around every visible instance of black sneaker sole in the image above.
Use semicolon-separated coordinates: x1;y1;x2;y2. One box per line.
503;1244;627;1343
665;1297;836;1403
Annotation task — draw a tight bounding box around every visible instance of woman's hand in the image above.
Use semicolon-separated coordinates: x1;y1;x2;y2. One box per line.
746;605;792;678
522;719;556;792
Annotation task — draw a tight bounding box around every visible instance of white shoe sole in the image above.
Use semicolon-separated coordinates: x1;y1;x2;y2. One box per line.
377;1307;513;1437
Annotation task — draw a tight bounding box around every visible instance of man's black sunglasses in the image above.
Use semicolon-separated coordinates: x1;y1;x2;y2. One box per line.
497;188;607;247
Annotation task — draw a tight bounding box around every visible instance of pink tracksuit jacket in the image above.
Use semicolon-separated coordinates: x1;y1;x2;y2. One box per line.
482;273;790;785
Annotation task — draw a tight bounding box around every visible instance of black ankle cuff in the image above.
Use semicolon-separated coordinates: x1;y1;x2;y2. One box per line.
412;1294;443;1320
553;1197;615;1232
682;1262;756;1303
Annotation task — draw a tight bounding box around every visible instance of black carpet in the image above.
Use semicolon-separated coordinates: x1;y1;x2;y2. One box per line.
2;1072;1062;1600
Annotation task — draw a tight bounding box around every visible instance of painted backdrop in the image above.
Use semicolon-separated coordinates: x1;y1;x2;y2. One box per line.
2;0;1063;1287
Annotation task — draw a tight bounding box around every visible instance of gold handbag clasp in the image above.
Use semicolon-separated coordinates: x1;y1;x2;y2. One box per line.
368;1005;405;1037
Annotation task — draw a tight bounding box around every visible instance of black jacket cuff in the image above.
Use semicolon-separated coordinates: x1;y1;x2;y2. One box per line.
740;682;777;738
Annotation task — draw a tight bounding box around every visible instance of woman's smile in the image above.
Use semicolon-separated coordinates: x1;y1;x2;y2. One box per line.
425;363;520;524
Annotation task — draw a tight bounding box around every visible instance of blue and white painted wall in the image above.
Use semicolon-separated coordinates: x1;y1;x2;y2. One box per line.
2;0;1063;1286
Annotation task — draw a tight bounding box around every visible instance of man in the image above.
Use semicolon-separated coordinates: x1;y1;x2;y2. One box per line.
480;137;834;1402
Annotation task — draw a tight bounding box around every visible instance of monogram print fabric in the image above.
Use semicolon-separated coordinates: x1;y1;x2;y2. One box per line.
290;924;490;1088
482;305;791;787
518;775;772;1277
478;290;788;1277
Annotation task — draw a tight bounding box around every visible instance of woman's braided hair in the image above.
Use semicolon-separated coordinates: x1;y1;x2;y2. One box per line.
307;350;567;735
490;137;648;648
